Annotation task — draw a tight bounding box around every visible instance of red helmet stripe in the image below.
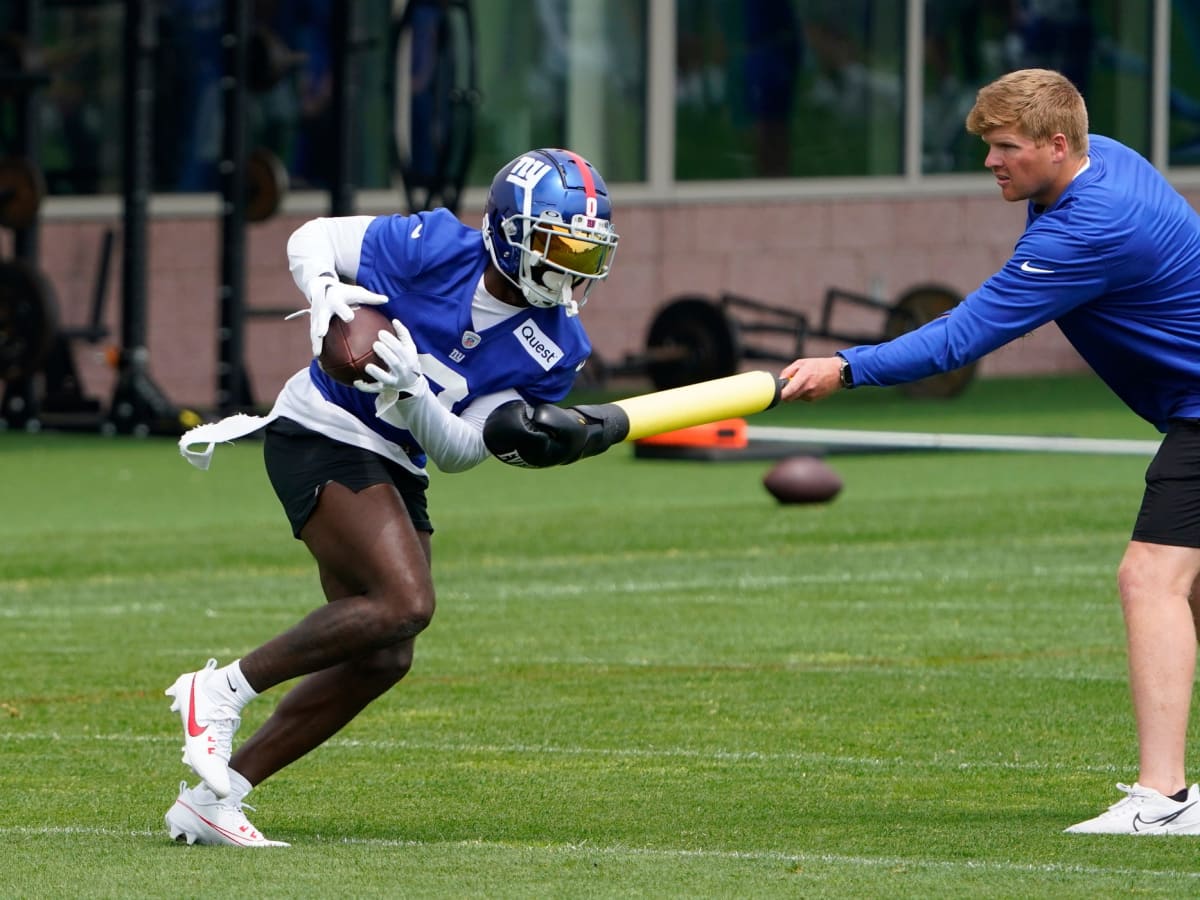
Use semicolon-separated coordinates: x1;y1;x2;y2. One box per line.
561;149;596;202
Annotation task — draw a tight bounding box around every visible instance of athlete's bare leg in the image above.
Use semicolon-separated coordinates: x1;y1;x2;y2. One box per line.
230;481;434;785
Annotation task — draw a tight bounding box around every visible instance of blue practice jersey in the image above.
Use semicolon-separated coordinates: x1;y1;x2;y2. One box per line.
305;209;591;462
842;135;1200;431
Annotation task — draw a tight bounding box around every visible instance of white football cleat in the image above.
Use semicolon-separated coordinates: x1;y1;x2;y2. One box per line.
165;659;240;798
1064;782;1200;834
165;782;290;848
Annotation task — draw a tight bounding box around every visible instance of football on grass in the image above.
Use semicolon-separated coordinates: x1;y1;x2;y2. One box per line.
763;455;843;504
318;306;391;387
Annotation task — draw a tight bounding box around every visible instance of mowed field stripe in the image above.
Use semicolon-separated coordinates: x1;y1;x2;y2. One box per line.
2;826;1198;883
0;563;1116;616
0;560;1114;588
0;730;1126;774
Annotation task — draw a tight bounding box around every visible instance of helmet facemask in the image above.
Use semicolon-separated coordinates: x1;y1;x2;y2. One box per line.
493;210;618;316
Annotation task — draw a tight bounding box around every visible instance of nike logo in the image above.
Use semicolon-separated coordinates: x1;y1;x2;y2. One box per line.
1133;802;1198;831
1019;260;1055;274
225;675;238;693
410;223;423;239
186;675;207;737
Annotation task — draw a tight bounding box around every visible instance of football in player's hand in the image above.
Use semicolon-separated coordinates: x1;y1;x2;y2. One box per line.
763;455;843;504
318;306;391;386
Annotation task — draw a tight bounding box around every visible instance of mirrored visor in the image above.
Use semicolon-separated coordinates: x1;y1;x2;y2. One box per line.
532;225;612;278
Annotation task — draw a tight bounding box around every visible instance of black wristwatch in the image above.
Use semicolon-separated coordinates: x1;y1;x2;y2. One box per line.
838;357;854;389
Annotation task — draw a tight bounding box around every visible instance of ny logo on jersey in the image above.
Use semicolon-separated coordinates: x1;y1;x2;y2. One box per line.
506;156;552;191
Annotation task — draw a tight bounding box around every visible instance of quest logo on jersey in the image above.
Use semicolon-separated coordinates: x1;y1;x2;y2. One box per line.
513;320;563;371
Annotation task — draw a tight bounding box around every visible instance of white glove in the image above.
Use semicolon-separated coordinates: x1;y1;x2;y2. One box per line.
355;319;427;415
295;273;388;356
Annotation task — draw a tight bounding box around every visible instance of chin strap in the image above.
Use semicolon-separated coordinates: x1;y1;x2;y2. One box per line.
539;270;578;316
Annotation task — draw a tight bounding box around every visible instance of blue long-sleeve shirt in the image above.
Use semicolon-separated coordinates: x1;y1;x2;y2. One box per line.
842;135;1200;432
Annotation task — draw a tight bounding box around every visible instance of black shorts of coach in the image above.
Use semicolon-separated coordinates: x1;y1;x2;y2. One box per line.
263;416;433;539
1133;419;1200;548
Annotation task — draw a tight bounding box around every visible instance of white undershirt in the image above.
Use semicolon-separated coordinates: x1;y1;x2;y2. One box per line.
471;276;524;331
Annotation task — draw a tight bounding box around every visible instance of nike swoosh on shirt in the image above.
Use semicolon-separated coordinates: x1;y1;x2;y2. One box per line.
1019;260;1055;274
410;223;423;239
186;676;207;737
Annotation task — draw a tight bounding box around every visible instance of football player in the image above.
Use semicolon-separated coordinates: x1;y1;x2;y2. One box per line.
165;148;618;846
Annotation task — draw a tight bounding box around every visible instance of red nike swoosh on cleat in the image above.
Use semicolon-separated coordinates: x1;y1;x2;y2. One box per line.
186;675;207;737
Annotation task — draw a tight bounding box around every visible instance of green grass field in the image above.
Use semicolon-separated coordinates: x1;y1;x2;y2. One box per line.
4;374;1199;898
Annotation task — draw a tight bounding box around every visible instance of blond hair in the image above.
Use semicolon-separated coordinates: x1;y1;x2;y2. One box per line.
965;68;1089;154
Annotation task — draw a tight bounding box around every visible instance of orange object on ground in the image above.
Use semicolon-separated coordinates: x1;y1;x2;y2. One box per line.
635;417;748;449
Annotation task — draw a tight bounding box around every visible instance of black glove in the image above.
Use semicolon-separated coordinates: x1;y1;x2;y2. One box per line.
483;400;629;468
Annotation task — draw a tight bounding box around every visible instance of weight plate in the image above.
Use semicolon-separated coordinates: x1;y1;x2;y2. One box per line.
645;296;740;391
0;259;58;380
883;284;977;398
245;147;288;222
0;156;45;230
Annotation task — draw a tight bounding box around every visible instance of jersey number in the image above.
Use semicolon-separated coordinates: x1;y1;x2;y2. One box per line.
419;353;469;409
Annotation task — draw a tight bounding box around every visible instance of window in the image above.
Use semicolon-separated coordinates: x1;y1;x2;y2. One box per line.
3;0;1193;203
1169;1;1200;166
154;0;395;193
468;0;647;186
22;2;124;194
923;1;1154;174
675;1;905;179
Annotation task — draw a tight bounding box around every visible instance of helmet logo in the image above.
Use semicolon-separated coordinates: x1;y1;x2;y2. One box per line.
506;156;553;192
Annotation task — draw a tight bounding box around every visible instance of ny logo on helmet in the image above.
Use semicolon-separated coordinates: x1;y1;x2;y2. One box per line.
506;156;552;191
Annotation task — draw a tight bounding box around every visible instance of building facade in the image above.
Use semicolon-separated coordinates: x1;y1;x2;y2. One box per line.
3;1;1198;410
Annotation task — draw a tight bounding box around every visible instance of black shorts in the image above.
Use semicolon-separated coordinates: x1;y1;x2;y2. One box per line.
1132;420;1200;548
263;417;432;539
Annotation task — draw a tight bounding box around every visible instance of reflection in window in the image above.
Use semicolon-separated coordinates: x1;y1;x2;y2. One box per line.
16;0;398;197
154;0;394;194
155;0;223;192
7;1;1197;197
675;0;904;180
19;0;646;200
923;0;1153;174
37;2;123;194
1169;0;1200;166
469;0;646;187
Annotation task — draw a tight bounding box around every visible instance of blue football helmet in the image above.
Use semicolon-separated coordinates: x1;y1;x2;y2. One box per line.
482;148;619;316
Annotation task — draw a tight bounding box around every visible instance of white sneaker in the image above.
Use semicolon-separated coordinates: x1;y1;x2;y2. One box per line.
165;659;240;798
165;782;290;848
1064;782;1200;834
